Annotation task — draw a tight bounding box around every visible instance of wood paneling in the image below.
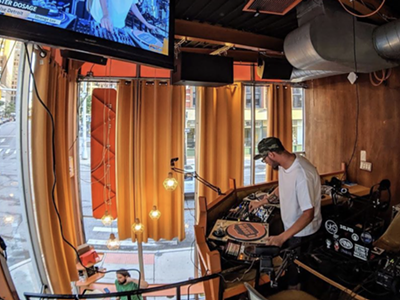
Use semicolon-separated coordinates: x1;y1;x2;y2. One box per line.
306;67;400;205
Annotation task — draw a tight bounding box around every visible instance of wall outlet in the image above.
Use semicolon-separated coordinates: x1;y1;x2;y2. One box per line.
360;150;366;162
360;161;372;172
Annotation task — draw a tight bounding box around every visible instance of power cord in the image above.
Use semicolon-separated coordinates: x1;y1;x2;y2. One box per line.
344;0;360;176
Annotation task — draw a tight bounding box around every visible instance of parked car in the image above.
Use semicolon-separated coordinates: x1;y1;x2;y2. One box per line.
184;164;195;181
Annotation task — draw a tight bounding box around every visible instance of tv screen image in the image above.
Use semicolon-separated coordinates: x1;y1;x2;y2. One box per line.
0;0;173;68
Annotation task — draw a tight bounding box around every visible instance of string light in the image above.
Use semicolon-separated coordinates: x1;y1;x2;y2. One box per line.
132;218;144;233
101;211;114;226
106;233;120;250
163;172;178;191
149;205;161;220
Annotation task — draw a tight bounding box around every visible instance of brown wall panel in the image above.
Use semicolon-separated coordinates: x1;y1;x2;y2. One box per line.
305;67;400;206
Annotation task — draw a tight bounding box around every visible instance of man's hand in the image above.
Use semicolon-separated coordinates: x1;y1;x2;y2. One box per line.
249;200;264;211
249;195;269;211
265;234;287;247
100;15;113;32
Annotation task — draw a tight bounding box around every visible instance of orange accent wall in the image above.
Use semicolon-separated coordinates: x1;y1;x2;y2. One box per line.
140;65;171;78
234;64;252;81
81;60;137;77
91;89;117;219
79;59;284;82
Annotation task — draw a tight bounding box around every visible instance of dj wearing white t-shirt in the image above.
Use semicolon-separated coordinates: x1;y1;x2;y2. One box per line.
250;137;322;288
90;0;155;31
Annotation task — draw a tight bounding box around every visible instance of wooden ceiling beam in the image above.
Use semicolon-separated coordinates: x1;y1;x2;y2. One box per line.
180;47;283;62
175;19;284;54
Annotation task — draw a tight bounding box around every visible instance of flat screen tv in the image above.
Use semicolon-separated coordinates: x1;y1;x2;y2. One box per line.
0;0;174;69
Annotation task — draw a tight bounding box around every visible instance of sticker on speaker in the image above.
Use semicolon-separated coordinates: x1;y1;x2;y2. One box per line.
339;238;353;250
325;220;338;235
351;233;359;242
361;232;373;244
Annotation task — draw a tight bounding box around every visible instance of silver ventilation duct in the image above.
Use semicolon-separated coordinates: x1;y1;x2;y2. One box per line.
284;0;399;82
373;19;400;61
290;69;343;82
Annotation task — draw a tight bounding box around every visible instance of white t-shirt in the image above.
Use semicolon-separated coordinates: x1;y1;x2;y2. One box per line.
278;155;322;237
90;0;138;29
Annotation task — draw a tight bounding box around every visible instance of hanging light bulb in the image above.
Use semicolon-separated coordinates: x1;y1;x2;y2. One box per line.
149;205;161;220
163;172;178;191
3;215;14;224
101;211;114;226
132;218;144;233
106;233;120;250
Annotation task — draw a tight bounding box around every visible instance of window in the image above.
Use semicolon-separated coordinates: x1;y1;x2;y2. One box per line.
292;87;303;109
1;39;43;298
243;85;268;186
77;83;198;289
292;88;305;152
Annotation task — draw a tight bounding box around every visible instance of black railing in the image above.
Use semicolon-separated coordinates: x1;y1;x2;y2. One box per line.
25;273;224;300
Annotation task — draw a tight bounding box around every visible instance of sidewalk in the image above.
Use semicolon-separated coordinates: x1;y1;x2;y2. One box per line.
87;248;204;300
96;248;197;284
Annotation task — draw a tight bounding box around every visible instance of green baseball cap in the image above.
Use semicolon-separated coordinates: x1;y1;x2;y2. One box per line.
253;137;284;160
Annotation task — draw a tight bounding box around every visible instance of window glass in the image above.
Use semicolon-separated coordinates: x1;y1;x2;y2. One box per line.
78;83;197;288
244;86;268;186
292;88;305;152
1;40;42;298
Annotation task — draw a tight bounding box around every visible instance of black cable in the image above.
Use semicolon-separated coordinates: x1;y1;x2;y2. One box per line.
345;1;360;174
24;43;91;272
186;283;193;300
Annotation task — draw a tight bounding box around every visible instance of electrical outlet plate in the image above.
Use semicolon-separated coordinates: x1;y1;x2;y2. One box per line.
360;150;366;162
360;161;372;172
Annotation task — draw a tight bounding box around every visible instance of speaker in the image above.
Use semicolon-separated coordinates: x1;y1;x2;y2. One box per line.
60;50;108;65
172;52;233;87
257;57;293;80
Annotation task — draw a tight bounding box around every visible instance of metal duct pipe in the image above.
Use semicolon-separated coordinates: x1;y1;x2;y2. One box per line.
290;69;344;82
373;19;400;61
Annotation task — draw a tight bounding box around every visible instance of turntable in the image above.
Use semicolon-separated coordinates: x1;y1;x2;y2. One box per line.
208;219;269;244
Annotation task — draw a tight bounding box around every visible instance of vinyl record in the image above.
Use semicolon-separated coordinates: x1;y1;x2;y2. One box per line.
226;222;267;241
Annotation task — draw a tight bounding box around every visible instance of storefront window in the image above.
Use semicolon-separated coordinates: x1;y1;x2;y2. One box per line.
0;40;43;298
77;82;197;289
244;85;268;186
292;88;305;152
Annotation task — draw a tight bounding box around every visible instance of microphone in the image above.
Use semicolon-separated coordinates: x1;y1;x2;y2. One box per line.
170;157;179;167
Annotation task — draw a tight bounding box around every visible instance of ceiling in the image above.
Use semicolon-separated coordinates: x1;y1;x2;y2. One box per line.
176;0;298;39
174;0;400;62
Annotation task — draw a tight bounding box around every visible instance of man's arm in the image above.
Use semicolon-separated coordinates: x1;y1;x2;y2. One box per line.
128;277;149;288
266;207;314;247
130;4;156;30
99;0;113;31
249;187;279;211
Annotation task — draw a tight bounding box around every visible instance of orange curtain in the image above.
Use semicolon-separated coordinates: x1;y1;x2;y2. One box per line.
116;80;185;242
31;51;79;293
197;83;244;204
266;84;293;182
